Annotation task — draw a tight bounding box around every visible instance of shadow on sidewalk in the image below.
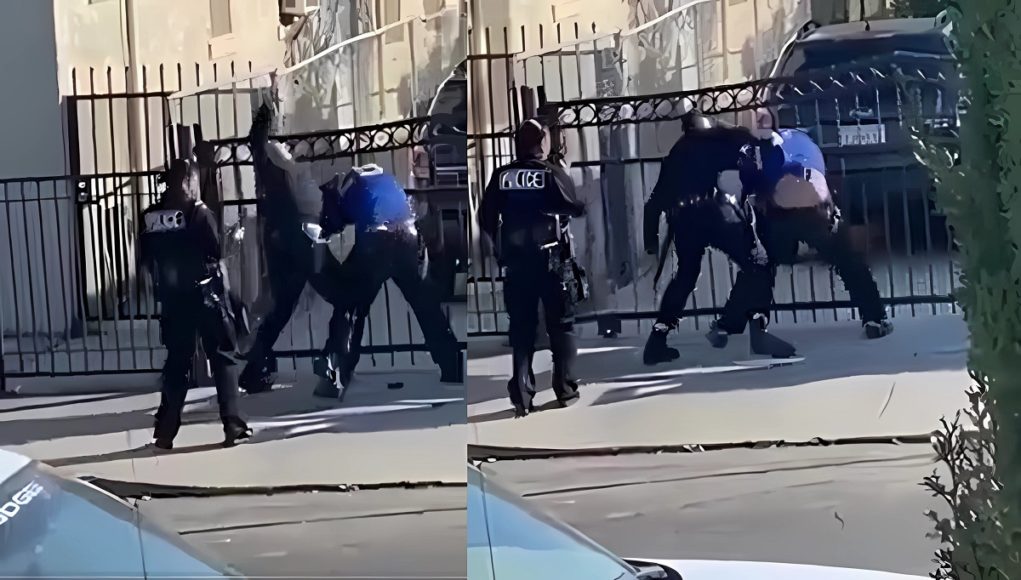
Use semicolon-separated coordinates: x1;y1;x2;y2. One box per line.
468;316;968;418
1;371;465;450
48;442;226;468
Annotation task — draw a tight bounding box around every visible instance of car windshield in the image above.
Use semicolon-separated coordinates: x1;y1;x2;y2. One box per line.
0;462;240;578
783;33;951;74
467;467;638;580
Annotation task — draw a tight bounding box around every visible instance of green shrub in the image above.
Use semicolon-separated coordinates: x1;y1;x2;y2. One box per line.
904;3;1021;578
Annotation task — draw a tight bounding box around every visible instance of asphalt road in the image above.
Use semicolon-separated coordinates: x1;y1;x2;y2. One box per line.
139;486;467;579
478;444;945;577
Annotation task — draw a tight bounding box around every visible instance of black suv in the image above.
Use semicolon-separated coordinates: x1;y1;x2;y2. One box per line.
412;62;468;301
768;17;960;249
412;60;468;189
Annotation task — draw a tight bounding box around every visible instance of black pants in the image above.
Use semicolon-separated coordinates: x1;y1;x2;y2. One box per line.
657;202;774;333
504;252;579;409
155;295;244;442
331;229;459;373
763;207;886;323
244;228;350;376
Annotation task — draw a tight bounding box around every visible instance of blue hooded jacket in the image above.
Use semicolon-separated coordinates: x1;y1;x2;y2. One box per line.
320;164;414;236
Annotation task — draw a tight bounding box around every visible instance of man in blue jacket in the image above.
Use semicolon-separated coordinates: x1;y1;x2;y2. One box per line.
319;164;463;395
753;126;892;339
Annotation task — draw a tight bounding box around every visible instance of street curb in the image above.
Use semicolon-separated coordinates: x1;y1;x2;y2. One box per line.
468;433;935;462
81;476;466;499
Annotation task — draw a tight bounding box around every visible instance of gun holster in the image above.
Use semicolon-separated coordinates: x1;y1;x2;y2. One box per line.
198;270;245;357
547;249;589;305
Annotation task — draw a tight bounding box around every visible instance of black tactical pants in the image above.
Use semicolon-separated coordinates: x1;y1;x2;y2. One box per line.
155;295;245;442
503;251;579;410
763;207;886;323
242;227;349;380
657;201;774;333
331;229;460;375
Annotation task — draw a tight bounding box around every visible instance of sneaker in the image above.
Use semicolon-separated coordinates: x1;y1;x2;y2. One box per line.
864;320;894;340
238;364;274;394
513;403;536;418
749;315;797;358
152;438;174;451
643;324;680;365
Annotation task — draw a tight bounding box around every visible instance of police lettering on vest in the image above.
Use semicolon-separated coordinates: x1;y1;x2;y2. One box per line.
144;210;186;234
500;168;546;191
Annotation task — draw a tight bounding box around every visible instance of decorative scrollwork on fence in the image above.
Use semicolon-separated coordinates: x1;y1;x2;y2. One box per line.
211;116;431;166
546;64;960;128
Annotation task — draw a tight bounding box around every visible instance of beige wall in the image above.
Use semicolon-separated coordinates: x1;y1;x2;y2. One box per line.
367;0;464;124
53;0;284;95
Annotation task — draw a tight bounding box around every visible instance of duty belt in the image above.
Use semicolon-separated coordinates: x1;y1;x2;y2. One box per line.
364;219;418;236
652;189;768;288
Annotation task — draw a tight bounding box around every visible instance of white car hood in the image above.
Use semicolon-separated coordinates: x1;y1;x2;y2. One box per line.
645;559;927;580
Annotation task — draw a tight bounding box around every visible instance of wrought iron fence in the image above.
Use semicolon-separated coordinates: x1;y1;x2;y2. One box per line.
3;102;468;389
468;63;963;338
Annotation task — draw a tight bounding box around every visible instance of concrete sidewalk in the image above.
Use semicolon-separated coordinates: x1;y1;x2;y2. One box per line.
1;369;467;487
468;314;971;450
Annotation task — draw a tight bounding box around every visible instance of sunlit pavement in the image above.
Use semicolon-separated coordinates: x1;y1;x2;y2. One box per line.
468;314;970;450
0;369;467;488
480;444;943;577
139;487;466;579
469;314;968;577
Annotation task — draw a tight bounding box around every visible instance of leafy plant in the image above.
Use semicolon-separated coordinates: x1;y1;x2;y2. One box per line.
900;2;1021;578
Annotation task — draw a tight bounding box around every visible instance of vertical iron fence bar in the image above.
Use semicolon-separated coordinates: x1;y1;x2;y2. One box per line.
51;180;75;370
19;182;40;375
32;181;56;374
4;184;25;375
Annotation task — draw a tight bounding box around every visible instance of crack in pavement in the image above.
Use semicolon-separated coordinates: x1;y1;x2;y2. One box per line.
82;477;466;499
468;432;935;463
179;506;466;536
515;452;935;498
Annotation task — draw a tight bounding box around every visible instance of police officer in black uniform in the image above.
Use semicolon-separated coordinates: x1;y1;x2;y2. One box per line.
239;103;352;395
479;118;586;417
643;118;797;365
138;158;252;450
319;164;463;396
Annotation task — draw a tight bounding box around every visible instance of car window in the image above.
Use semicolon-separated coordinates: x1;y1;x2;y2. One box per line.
781;33;951;75
0;462;237;578
468;467;637;580
430;80;468;133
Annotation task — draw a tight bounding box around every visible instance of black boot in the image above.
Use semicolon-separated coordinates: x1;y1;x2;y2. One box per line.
864;319;894;339
312;355;345;400
440;352;464;384
705;320;729;349
223;419;253;448
238;360;274;394
749;315;797;358
643;324;680;365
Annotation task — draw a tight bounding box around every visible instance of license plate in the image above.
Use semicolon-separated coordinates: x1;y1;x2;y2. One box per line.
838;124;886;146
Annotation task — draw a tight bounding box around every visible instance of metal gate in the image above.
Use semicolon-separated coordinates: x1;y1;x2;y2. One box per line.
2;66;467;387
468;54;963;338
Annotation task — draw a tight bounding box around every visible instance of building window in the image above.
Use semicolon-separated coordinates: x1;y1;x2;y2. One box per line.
381;0;404;44
210;0;233;38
